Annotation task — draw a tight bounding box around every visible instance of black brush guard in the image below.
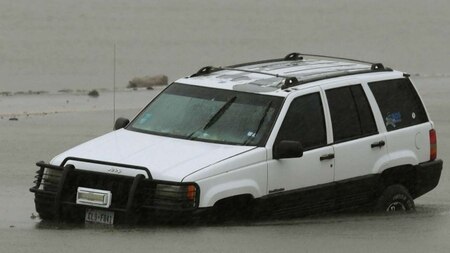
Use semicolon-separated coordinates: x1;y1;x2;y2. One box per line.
30;157;200;223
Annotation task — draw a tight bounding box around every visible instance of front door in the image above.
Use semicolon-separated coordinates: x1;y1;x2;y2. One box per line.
267;90;335;214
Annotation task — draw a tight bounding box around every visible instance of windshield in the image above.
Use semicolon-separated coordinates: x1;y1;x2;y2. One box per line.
128;83;283;146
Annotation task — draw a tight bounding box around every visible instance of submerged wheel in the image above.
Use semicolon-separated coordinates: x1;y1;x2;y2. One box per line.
375;184;415;212
37;211;54;221
209;195;255;223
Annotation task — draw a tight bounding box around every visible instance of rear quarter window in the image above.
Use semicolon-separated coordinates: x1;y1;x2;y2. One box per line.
368;78;428;131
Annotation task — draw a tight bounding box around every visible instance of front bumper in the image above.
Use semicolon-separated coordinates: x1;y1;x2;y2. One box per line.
30;157;200;223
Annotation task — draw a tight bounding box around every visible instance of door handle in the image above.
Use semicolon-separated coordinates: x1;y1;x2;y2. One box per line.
320;153;335;161
371;140;386;148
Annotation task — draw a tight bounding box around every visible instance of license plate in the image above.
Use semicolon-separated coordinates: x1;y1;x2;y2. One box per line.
85;208;114;225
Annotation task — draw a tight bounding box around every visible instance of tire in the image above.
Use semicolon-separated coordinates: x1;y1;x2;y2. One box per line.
375;184;415;212
38;211;54;221
209;196;255;223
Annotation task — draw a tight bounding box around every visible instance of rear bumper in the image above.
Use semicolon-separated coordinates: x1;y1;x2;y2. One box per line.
30;158;200;224
414;159;443;198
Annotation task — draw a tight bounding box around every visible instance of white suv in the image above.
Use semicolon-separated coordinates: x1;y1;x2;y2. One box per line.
30;53;443;224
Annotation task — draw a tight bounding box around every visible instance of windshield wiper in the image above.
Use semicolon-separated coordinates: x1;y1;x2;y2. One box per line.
187;96;237;139
243;101;272;145
203;96;237;131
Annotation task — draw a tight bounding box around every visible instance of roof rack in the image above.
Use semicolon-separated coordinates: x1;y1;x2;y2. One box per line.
190;66;221;77
281;77;300;89
190;52;304;77
191;66;291;78
281;68;390;89
230;52;390;71
295;53;374;65
297;53;392;73
192;52;389;76
227;52;303;68
190;52;392;89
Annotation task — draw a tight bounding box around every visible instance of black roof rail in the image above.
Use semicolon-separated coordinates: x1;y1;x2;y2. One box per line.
191;66;290;78
189;53;392;88
281;77;300;89
220;67;286;78
192;52;305;77
293;52;391;71
227;59;284;68
294;52;374;65
190;66;221;77
192;52;389;77
290;68;393;87
284;52;303;61
227;52;303;68
371;63;387;71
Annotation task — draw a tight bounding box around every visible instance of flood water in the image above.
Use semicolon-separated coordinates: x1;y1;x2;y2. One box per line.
0;1;449;252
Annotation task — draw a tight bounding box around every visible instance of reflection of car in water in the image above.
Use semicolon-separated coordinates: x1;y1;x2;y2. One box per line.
30;53;443;224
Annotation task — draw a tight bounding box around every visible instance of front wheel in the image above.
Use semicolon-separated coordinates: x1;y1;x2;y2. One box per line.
38;212;54;221
375;184;415;212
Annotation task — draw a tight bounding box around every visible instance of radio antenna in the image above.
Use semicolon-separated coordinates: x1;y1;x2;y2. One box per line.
113;43;116;126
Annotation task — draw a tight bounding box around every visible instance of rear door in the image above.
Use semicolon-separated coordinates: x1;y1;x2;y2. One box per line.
324;83;388;208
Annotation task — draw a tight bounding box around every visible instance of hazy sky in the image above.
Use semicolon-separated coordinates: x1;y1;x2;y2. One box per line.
1;0;449;92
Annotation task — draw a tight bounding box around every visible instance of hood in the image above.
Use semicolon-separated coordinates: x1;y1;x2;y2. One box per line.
51;129;255;181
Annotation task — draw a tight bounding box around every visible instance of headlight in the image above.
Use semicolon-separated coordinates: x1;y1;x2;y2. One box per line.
41;168;63;191
154;183;198;208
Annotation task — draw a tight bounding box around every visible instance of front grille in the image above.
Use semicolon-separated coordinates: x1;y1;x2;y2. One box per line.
61;170;146;211
31;161;199;221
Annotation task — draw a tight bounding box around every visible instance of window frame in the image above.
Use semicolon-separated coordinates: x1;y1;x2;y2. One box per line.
368;78;429;132
324;83;379;144
273;91;328;151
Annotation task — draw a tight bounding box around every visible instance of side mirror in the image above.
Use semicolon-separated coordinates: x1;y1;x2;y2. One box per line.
114;117;130;130
273;140;304;159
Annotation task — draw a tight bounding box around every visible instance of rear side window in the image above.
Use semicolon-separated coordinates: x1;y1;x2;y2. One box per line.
369;78;428;131
326;84;378;143
275;93;326;150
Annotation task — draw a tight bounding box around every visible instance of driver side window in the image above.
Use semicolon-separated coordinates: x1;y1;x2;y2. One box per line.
275;93;327;150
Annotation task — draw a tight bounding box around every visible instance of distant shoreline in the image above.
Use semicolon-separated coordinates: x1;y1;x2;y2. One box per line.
0;87;164;119
2;73;450;97
0;87;121;97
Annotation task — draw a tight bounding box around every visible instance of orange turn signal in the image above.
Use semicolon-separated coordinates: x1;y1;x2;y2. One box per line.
186;184;197;201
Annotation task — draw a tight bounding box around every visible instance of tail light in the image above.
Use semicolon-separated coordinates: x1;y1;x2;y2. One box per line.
429;129;437;161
